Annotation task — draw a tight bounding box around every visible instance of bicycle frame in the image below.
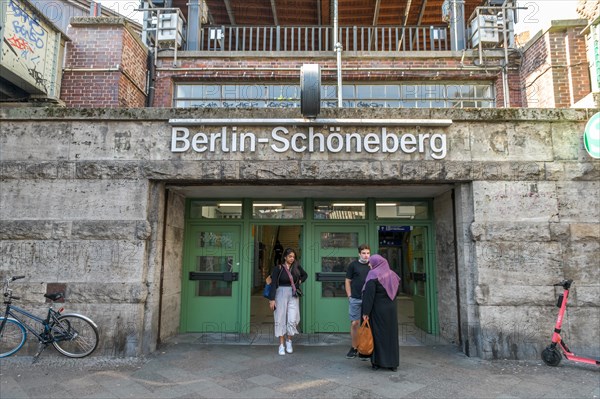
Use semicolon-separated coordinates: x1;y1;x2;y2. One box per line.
1;275;99;360
1;303;62;344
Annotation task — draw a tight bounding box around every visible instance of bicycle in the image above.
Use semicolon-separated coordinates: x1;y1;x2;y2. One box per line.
0;275;99;360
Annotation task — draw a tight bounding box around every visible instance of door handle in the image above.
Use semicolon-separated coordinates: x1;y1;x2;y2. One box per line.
189;272;239;281
410;272;426;282
315;272;345;282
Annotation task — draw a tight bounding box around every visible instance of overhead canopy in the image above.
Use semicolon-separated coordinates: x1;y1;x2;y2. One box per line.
170;0;484;26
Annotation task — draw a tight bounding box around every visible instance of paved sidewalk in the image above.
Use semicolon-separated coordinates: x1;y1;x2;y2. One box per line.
0;336;598;399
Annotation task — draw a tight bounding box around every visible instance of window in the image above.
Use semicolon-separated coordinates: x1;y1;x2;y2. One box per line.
375;201;429;219
252;201;304;219
190;201;242;219
174;83;496;108
314;201;366;220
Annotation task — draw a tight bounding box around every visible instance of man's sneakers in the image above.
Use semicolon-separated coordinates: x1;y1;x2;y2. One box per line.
346;347;358;359
278;344;285;355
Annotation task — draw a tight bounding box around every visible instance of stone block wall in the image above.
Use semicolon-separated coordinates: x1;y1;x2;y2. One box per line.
0;118;153;356
61;18;148;107
159;190;185;342
0;107;598;359
434;191;459;345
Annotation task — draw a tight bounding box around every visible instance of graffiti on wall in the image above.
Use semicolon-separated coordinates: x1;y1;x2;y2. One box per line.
1;0;55;93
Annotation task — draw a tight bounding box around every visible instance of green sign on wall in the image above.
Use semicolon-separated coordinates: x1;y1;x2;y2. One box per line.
584;112;600;159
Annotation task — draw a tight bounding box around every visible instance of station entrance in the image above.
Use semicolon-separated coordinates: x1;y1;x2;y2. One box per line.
179;197;440;337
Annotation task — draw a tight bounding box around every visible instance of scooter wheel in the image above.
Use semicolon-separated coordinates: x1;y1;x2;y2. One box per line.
542;346;562;366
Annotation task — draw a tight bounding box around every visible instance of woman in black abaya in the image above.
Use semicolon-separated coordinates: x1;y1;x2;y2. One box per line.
361;254;400;371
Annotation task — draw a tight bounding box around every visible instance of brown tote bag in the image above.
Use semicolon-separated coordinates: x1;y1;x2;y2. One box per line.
357;319;374;356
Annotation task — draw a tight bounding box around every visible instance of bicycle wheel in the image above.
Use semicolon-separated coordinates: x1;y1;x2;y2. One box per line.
50;314;99;358
0;317;26;357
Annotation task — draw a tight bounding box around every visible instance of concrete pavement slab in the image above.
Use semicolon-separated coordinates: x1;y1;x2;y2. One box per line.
1;338;598;399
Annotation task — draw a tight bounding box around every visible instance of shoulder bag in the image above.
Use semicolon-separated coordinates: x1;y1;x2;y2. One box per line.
263;274;274;299
262;283;272;299
357;319;374;356
283;265;302;297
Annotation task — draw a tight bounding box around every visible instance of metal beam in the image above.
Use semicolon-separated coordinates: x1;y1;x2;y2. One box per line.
416;0;428;25
373;0;381;25
412;0;429;48
398;0;413;49
317;0;322;25
270;0;279;25
223;0;236;25
169;118;453;126
402;0;413;26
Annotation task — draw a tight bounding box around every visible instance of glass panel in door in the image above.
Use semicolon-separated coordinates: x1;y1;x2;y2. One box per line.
312;225;367;333
409;226;430;333
182;225;241;332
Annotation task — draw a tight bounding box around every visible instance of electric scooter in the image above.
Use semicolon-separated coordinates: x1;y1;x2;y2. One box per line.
541;280;600;367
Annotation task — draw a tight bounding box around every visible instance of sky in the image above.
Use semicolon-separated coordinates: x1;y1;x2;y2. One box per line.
96;0;583;35
514;0;581;34
97;0;142;22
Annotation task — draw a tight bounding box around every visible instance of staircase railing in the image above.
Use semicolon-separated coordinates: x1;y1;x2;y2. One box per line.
198;25;449;52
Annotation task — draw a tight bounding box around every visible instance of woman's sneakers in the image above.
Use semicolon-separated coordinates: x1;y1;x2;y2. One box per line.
277;340;293;355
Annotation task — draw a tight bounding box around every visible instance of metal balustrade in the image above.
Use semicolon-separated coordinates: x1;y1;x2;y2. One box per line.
199;25;449;52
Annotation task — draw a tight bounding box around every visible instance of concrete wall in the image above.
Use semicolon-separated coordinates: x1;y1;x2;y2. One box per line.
159;190;185;342
0;107;598;359
433;190;459;345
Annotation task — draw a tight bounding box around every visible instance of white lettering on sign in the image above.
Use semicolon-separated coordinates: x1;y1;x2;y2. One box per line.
171;126;447;159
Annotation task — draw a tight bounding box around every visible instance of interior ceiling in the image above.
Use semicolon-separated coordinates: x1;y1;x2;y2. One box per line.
167;184;453;199
172;0;483;26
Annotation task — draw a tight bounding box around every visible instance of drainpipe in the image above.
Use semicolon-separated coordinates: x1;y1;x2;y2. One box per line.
501;2;510;108
333;0;342;107
90;1;101;16
146;49;156;107
448;0;466;51
502;60;510;108
187;0;202;51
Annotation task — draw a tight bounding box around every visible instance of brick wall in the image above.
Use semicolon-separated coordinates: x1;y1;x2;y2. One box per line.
153;54;518;107
520;33;555;107
520;20;590;108
564;27;592;104
120;26;148;105
62;17;148;107
61;73;121;107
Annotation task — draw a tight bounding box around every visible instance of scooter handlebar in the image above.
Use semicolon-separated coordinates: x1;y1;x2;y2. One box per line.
553;280;573;289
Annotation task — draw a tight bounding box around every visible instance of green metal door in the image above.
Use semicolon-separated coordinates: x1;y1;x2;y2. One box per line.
312;225;367;333
409;226;430;333
182;224;242;332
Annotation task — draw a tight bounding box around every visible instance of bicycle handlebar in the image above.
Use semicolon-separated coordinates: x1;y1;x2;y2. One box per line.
3;276;26;302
